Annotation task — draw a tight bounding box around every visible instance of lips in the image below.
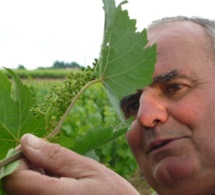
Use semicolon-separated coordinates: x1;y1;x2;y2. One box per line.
147;138;178;153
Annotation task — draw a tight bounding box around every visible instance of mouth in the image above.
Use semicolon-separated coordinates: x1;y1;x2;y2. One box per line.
147;138;179;154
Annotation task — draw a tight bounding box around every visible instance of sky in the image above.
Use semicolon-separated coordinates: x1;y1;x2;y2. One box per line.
0;0;215;70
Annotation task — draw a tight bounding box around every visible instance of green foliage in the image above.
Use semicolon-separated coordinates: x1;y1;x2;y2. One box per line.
40;81;136;178
0;149;20;195
61;83;116;135
0;0;156;191
0;149;19;179
0;69;46;160
29;65;96;133
72;121;131;155
57;83;137;178
6;68;73;79
24;79;62;104
96;136;137;178
96;0;156;119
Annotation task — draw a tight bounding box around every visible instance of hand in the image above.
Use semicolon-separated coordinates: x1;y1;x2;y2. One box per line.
3;134;139;195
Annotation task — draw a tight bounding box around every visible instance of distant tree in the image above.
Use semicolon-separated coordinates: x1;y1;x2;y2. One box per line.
17;65;26;70
53;60;65;69
52;60;83;69
69;62;82;69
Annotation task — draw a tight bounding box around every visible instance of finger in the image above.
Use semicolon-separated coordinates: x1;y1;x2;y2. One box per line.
3;168;76;195
3;155;80;195
14;157;45;174
15;158;29;171
20;134;104;178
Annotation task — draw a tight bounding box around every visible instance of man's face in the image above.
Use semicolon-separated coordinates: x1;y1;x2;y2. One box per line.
124;22;215;194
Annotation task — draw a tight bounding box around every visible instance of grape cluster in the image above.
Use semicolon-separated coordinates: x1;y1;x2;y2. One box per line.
54;65;96;115
30;61;97;132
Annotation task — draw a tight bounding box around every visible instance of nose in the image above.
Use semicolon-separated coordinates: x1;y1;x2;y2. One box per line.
137;88;168;128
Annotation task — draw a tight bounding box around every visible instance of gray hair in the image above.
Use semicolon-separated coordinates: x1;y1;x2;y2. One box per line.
148;16;215;55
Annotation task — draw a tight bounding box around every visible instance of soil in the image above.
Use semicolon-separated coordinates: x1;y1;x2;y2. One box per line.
128;168;153;195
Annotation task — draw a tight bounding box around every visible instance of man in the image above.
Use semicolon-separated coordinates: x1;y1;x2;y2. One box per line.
4;16;215;195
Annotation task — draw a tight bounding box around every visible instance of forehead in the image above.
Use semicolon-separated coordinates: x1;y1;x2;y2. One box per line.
148;21;214;78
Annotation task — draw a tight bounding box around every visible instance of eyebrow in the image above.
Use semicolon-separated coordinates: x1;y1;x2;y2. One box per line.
153;69;180;84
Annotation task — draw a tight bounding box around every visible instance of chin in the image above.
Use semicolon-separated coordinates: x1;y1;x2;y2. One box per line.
141;156;201;195
151;156;198;186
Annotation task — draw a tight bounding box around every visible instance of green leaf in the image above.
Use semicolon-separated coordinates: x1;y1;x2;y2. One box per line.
0;0;157;179
0;69;46;160
0;182;6;195
96;0;156;119
71;119;132;158
84;150;100;162
0;148;20;194
0;148;19;179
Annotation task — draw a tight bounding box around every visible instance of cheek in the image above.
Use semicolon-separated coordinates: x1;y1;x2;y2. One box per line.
126;122;147;166
169;97;208;125
170;95;215;161
126;125;142;150
126;123;151;173
126;127;148;175
171;85;215;126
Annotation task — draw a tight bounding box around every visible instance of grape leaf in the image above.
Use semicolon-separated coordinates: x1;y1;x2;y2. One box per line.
71;119;132;155
0;69;46;160
96;0;156;119
0;0;157;183
0;149;20;194
0;148;19;179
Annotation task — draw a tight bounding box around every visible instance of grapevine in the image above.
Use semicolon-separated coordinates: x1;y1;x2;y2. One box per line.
30;60;98;136
0;0;156;186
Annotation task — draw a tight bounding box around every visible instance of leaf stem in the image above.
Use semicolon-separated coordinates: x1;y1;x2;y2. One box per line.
46;79;102;139
43;96;58;127
0;151;24;169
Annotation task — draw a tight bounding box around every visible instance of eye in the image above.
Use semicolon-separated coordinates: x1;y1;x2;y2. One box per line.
164;83;187;96
125;101;139;118
120;90;141;119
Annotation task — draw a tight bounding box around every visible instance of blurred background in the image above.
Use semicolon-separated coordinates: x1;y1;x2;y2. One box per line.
0;0;214;70
1;1;214;194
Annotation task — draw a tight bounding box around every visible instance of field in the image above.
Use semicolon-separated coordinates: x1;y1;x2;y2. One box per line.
16;69;152;194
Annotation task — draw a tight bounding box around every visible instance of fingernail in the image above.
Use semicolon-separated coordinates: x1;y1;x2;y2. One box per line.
25;134;42;150
15;144;21;151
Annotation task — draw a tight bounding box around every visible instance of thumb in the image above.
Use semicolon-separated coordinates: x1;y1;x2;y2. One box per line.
20;134;102;178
